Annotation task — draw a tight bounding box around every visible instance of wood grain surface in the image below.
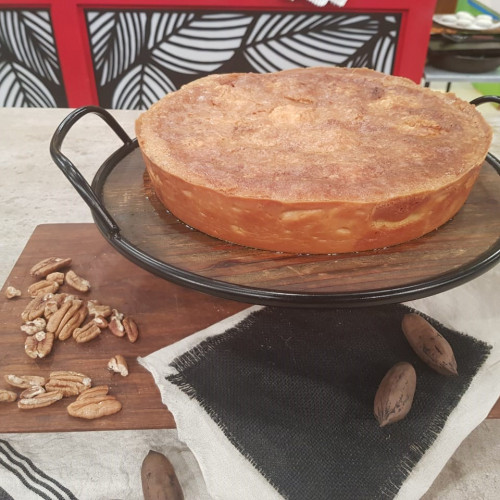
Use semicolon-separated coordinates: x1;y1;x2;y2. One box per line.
0;224;498;433
0;223;246;433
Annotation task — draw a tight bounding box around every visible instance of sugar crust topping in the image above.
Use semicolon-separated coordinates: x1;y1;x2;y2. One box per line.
136;67;492;203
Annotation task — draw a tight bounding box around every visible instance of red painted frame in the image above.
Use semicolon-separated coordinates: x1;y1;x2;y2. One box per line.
1;0;437;107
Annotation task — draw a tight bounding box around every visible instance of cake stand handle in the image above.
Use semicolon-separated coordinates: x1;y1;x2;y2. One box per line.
50;106;133;237
470;96;500;174
470;95;500;107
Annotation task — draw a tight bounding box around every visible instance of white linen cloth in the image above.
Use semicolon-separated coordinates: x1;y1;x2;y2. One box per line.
139;264;500;500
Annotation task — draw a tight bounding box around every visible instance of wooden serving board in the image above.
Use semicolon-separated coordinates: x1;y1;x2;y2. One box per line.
1;224;498;433
0;224;246;433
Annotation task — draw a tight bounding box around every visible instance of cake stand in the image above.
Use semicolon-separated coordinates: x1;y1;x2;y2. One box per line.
50;103;500;308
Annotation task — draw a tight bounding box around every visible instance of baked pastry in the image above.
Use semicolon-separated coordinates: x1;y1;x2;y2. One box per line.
135;67;492;254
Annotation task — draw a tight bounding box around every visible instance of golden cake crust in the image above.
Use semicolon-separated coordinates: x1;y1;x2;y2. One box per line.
136;67;492;254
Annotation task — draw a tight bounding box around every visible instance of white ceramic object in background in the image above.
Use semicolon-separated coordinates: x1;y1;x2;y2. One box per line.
433;13;499;31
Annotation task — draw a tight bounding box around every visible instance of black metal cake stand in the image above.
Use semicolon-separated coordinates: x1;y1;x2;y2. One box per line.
50;103;500;308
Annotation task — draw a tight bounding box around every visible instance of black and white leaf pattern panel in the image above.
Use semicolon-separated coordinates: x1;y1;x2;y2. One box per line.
244;13;398;74
149;12;254;74
0;10;59;83
0;60;56;107
87;11;147;86
112;62;175;109
0;9;66;107
86;10;400;110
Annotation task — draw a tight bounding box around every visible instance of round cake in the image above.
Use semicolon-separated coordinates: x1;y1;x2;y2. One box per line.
135;67;492;254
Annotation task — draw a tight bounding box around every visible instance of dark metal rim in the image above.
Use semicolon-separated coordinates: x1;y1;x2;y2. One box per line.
91;141;500;308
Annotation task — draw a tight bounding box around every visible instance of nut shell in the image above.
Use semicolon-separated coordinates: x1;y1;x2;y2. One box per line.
374;361;416;427
402;313;458;376
141;450;184;500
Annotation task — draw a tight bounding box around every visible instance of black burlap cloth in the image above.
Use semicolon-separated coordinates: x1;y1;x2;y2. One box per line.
165;304;491;500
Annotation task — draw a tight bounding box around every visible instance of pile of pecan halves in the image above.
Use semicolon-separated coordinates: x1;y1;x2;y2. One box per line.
1;257;139;419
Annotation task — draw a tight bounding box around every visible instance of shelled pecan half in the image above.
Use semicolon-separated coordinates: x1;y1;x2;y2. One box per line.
108;309;125;337
65;270;91;293
21;293;54;322
30;257;72;278
24;331;55;359
123;317;139;343
73;321;101;343
0;389;18;403
46;272;65;285
18;391;63;410
27;279;59;298
20;318;46;335
67;394;122;419
45;371;91;397
4;374;47;388
87;300;112;319
76;385;109;401
46;299;87;341
107;355;129;376
5;286;21;299
20;385;46;399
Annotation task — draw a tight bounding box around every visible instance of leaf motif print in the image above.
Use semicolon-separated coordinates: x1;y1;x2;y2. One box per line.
0;9;66;107
0;60;56;106
87;11;147;86
0;10;60;84
243;13;399;73
150;12;253;74
111;62;175;109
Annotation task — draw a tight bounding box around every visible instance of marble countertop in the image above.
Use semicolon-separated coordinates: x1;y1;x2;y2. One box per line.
0;106;498;499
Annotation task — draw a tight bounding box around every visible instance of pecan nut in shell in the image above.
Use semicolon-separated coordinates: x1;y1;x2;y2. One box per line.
374;361;417;427
402;313;458;376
